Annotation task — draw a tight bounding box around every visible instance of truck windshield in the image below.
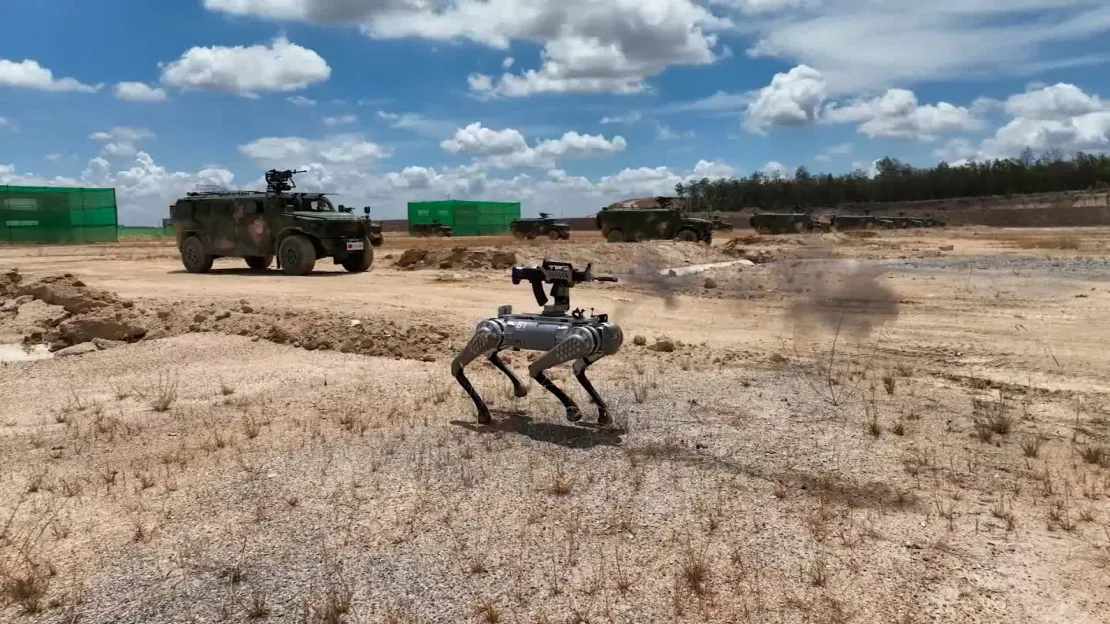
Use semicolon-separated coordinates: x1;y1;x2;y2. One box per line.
299;197;335;212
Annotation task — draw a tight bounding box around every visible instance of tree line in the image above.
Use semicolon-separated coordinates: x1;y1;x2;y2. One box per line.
674;150;1110;213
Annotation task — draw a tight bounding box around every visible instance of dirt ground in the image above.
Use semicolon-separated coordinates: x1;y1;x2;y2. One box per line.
1;227;1108;623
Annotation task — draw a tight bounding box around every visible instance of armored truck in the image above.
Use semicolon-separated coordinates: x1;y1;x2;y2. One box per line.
510;213;571;240
830;214;895;231
409;222;453;237
169;169;374;276
358;206;384;247
595;207;713;243
749;212;826;235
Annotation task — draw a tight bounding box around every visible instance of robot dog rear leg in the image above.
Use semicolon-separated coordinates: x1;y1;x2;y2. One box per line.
488;350;528;398
572;354;609;426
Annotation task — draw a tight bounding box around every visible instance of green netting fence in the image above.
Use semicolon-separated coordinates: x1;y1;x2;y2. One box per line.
407;200;521;236
118;226;173;238
0;185;119;244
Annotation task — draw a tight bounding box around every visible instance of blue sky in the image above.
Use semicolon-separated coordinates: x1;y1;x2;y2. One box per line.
2;0;1109;224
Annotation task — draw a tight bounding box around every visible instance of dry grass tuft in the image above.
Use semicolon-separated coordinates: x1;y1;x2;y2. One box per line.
882;373;896;395
1022;435;1045;458
680;541;711;597
3;568;50;614
146;371;179;412
1080;445;1106;466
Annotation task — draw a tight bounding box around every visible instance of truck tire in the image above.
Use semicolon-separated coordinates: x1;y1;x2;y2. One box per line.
606;229;624;243
278;234;316;276
677;228;699;242
341;241;374;273
757;226;771;235
547;230;562;240
245;255;273;271
181;236;213;274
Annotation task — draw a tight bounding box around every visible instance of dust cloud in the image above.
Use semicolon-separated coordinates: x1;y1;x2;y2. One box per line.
776;247;900;341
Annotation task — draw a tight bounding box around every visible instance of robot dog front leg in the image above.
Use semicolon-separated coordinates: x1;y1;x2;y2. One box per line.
573;354;610;426
451;319;505;424
528;328;598;423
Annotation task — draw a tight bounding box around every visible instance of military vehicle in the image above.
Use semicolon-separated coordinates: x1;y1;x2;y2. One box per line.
710;215;734;232
749;212;827;234
829;214;895;231
410;222;453;237
595;206;713;243
169;169;375;276
358;206;384;247
509;212;571;240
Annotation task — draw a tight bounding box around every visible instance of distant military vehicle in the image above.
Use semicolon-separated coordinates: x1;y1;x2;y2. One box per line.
410;222;453;237
710;215;734;231
169;169;375;276
595;207;713;243
358;206;384;247
749;212;827;234
830;214;895;231
510;212;571;240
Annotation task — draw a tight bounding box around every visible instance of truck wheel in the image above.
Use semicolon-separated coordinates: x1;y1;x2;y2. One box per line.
606;229;624;243
548;230;562;240
278;234;316;276
677;229;699;242
245;255;273;271
181;236;213;274
342;241;373;273
757;226;771;235
561;231;571;240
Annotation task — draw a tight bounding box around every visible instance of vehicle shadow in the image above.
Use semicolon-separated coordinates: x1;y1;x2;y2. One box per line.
165;269;351;278
450;409;625;449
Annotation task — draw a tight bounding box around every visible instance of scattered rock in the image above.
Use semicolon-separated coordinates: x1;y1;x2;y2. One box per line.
704;278;718;289
55;342;98;358
667;269;677;277
490;251;516;270
439;261;453;269
92;337;124;350
350;319;362;327
384;253;394;260
939;245;954;251
215;311;232;321
2;295;33;312
633;335;647;346
194;312;209;323
17;275;118;314
157;309;172;319
396;249;429;268
421;354;435;362
241;305;255;314
59;316;147;343
48;339;69;352
15;299;69;328
649;337;675;353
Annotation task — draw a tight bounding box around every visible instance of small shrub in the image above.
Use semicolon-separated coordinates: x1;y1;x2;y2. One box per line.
1080;445;1106;466
149;371;179;413
1021;435;1044;458
882;373;896;396
4;569;49;614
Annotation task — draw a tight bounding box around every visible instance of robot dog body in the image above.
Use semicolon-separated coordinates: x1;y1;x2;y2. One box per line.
451;260;623;425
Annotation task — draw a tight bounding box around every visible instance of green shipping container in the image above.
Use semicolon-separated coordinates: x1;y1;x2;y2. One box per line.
407;200;521;236
0;185;118;244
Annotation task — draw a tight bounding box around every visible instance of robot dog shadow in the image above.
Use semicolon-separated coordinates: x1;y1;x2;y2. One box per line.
450;409;625;449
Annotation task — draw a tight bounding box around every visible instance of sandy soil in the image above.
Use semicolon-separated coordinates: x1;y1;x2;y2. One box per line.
1;227;1108;623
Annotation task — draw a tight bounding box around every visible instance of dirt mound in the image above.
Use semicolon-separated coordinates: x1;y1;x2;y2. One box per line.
396;247;517;270
0;273;459;362
16;273;122;313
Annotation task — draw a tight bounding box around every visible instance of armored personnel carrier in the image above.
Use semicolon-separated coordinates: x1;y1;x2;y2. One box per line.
595;206;713;243
509;212;571;240
168;169;374;276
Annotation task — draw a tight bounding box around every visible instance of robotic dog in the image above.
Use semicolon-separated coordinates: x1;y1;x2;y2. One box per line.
451;260;624;426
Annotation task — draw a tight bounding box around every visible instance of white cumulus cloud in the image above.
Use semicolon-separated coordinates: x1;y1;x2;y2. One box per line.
441;122;626;168
159;36;331;96
113;82;169;102
239;135;390;166
822;88;982;140
89;127;155;158
743;64;827;134
206;0;731;97
0;58;102;93
323;114;358;126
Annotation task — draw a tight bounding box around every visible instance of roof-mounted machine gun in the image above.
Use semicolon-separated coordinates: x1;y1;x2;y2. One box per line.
265;169;307;194
451;260;623;426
